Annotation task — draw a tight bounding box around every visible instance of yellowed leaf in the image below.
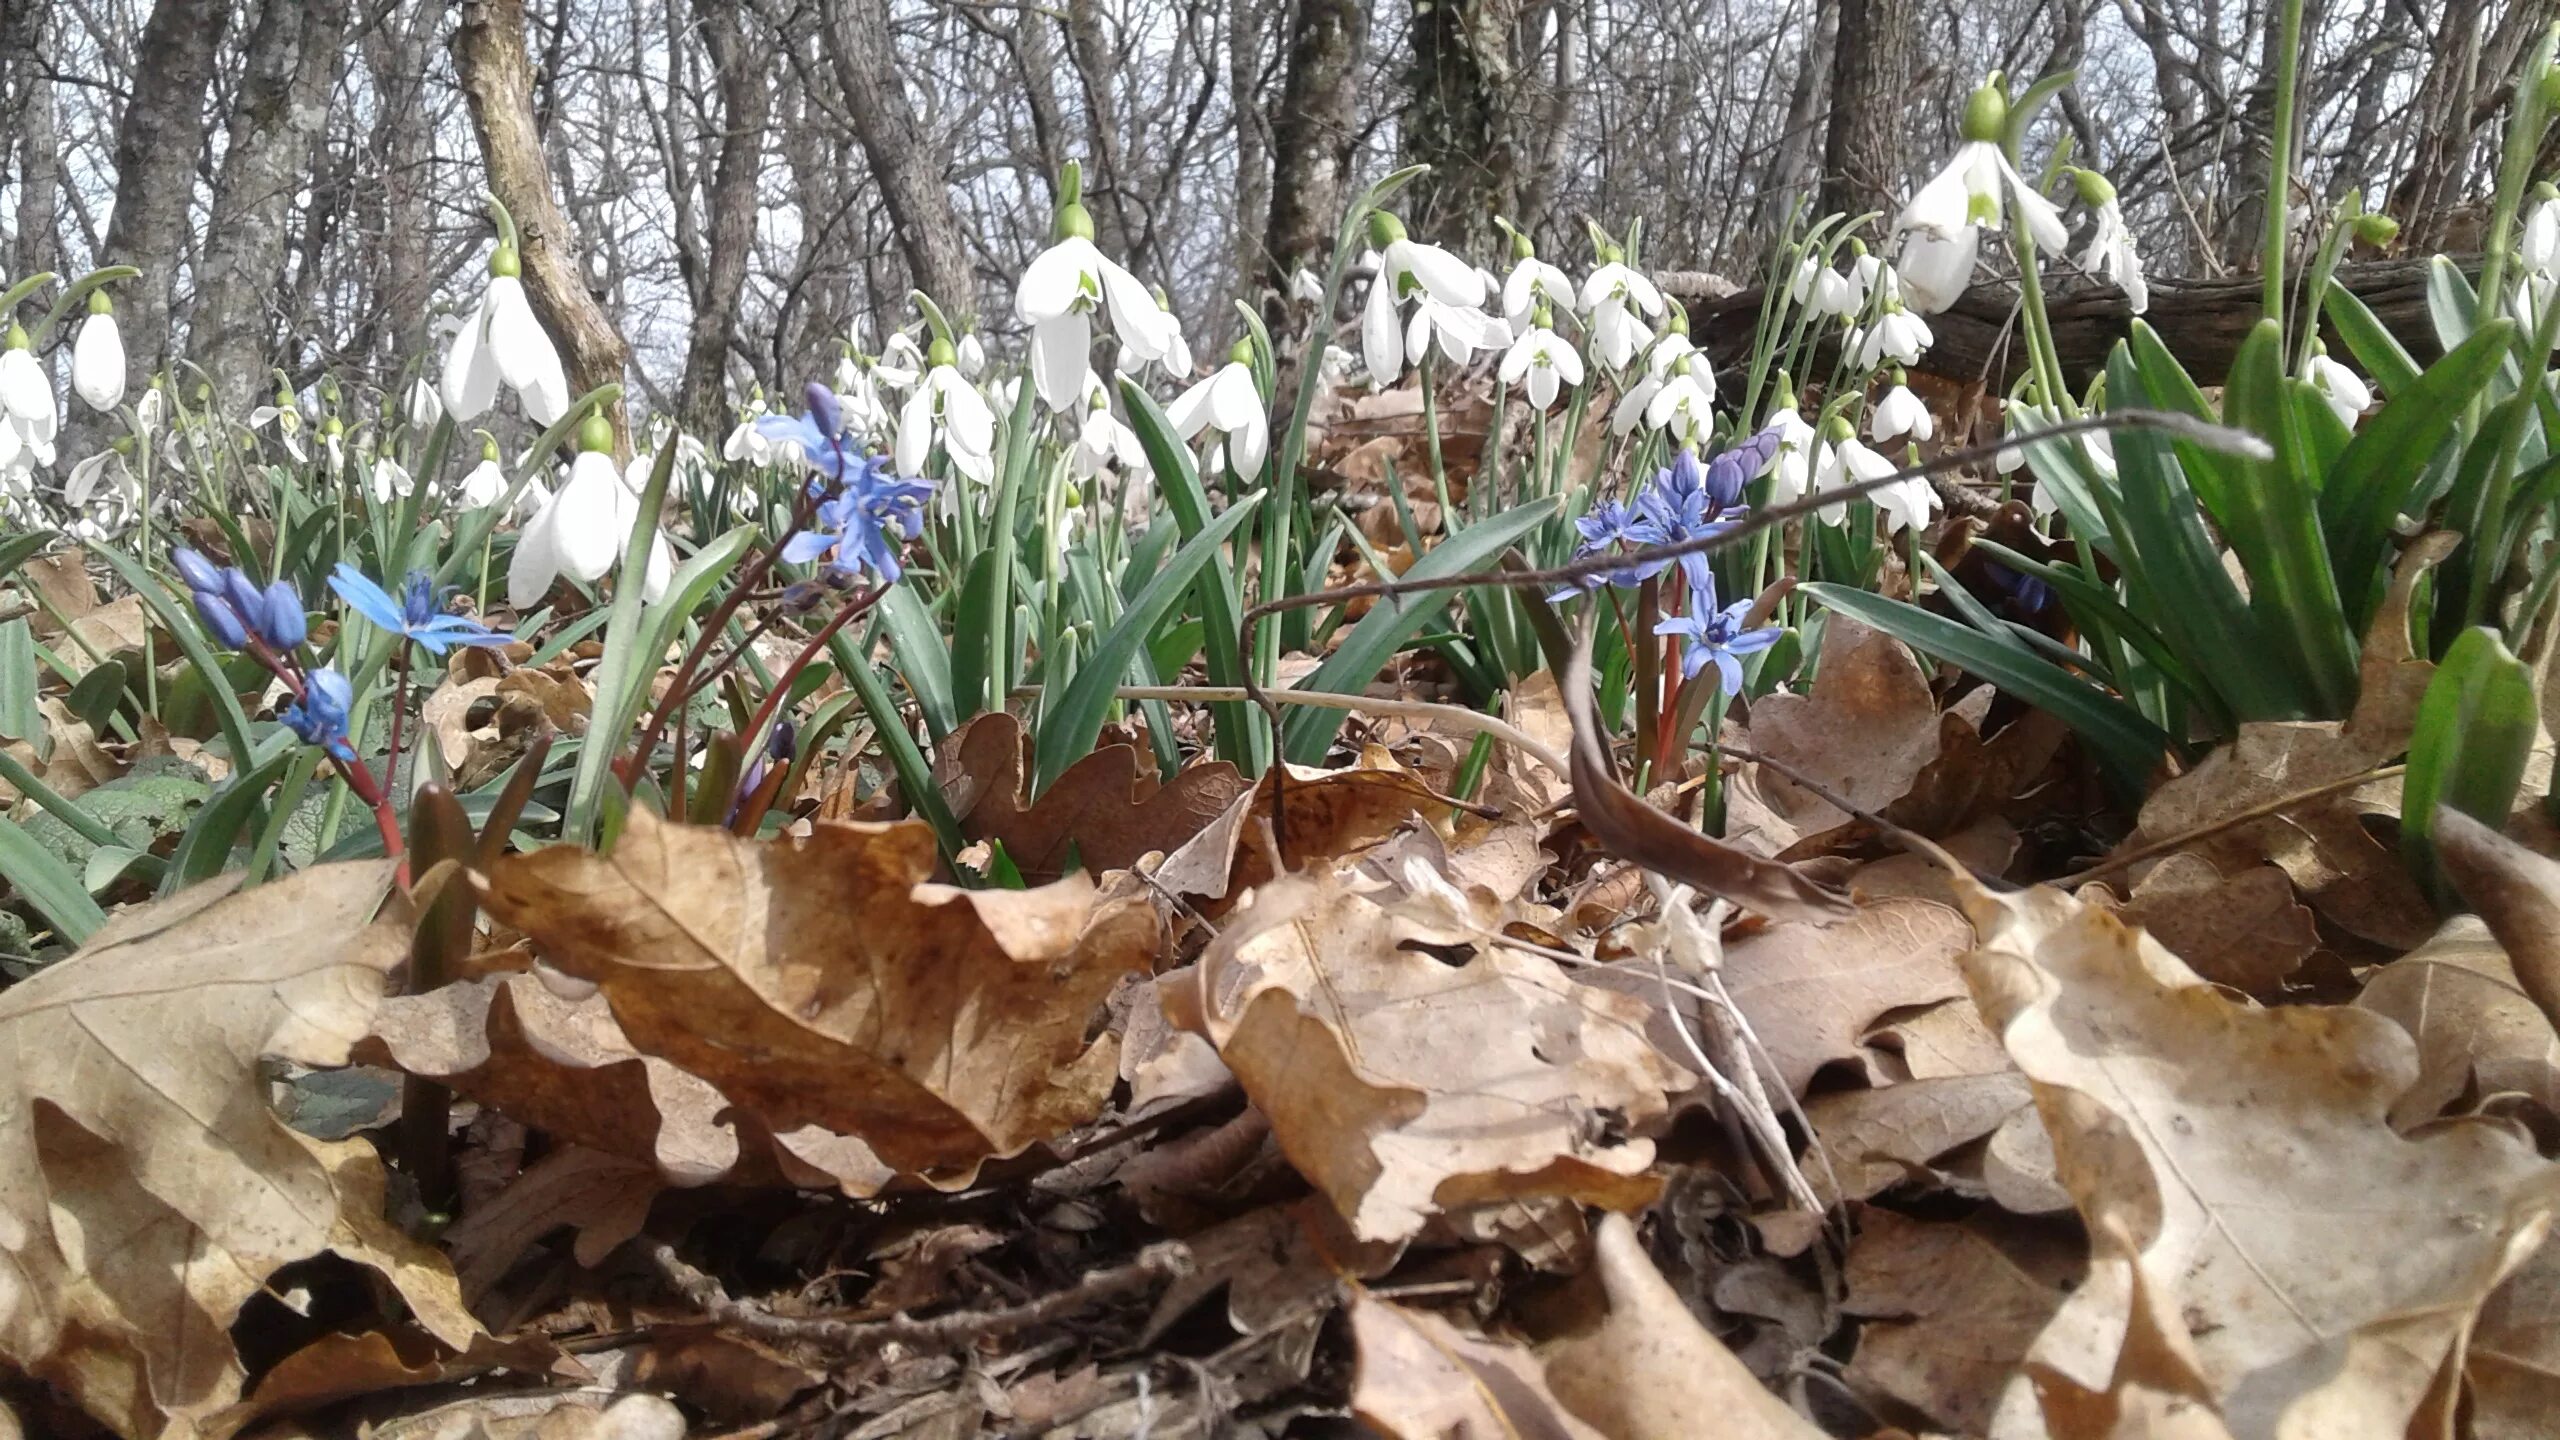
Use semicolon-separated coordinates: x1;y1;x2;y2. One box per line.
1348;1292;1606;1440
1719;897;1975;1096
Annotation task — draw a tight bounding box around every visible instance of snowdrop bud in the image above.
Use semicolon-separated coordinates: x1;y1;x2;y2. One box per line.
72;291;125;413
2067;168;2117;207
1365;210;1409;250
1961;75;2009;144
2353;212;2401;246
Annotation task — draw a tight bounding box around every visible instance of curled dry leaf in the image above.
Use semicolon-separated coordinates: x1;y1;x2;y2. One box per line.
1718;897;1976;1097
1185;867;1691;1243
1348;1292;1606;1440
2356;916;2560;1129
2106;856;2318;997
1742;613;1945;840
1152;746;1450;907
477;809;1156;1179
2434;807;2560;1038
1955;875;2560;1440
1561;620;1853;925
1535;1214;1829;1440
0;862;479;1438
1804;1070;2034;1203
936;711;1248;882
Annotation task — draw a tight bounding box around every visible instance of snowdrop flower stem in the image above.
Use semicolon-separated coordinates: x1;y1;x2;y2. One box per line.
2473;27;2560;334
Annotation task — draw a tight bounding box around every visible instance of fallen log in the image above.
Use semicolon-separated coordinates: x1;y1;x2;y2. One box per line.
1668;256;2470;390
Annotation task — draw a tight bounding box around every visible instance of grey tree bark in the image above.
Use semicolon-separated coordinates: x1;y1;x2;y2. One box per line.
1820;0;1914;220
1261;0;1366;310
817;0;977;319
194;0;353;419
674;0;770;434
2;0;59;284
98;0;236;394
1399;0;1521;258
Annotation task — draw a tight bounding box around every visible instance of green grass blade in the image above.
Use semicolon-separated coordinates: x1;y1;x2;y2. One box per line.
1119;375;1262;771
0;813;105;944
878;583;958;741
2402;626;2537;900
2323;281;2422;395
2322;320;2514;627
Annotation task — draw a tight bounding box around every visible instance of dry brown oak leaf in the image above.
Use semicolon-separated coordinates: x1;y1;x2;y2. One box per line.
477;810;1157;1179
0;862;478;1440
934;710;1248;882
1184;867;1691;1243
1956;876;2560;1440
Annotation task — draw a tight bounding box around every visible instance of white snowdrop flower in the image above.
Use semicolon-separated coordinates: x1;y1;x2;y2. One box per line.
1611;334;1698;437
873;332;924;391
1167;346;1269;480
1498;321;1584;409
457;437;508;509
71;296;126;413
1404;294;1508;368
1868;383;1935;444
509;417;670;610
1892;78;2067;313
63;451;137;542
2306;351;2373;429
1641;359;1716;444
1790;255;1859;318
249;394;306;463
1761;399;1817;506
1288;267;1325;304
1357;212;1488;385
368;455;415;505
1581;254;1666;370
956;332;987;379
723;401;776;465
896;341;997;486
1014;165;1178;410
440;237;571;426
0;341;52;426
1501;253;1575;330
406;376;442;430
2070;170;2148;314
1857;307;1934;370
1853;253;1900;309
1071;372;1149;479
1815;432;1936;532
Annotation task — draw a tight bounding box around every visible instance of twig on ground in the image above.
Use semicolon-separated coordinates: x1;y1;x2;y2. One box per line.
638;1236;1193;1355
2056;762;2407;888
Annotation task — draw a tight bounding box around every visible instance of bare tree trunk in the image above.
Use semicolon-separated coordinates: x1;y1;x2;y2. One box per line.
1064;0;1135;258
359;3;442;375
1262;0;1365;312
817;0;977;318
99;0;235;394
454;0;632;443
194;0;353;418
1821;0;1913;220
675;0;770;433
1228;0;1272;319
1400;0;1519;257
3;0;59;285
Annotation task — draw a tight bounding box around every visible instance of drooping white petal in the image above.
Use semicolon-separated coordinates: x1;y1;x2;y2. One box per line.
484;277;570;424
1166;370;1219;439
370;457;415;504
507;493;562;610
440;296;502;420
1897;151;1979;236
459;458;507;508
937;370;997;457
552;451;627;583
1388;239;1484;307
1498;332;1536;385
1869;384;1935;443
1205;364;1263;436
72;314;125;413
0;350;52;424
1526;364;1559;409
1097;260;1176;362
1896;229;1979;314
1362;277;1404;386
1016;236;1103;324
1031;312;1092;411
1997;154;2070;252
896;387;934;475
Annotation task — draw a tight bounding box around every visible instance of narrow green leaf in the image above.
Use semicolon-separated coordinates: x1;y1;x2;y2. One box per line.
564;440;680;845
878;583;958;741
1033;493;1265;791
1804;583;2173;793
2322;319;2515;627
2323;281;2422;395
1119;376;1261;770
826;625;963;859
2402;626;2537;899
2209;322;2360;716
1280;500;1559;764
164;748;298;891
0;813;105;943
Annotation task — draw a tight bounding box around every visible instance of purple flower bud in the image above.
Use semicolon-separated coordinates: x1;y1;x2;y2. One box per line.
222;568;264;631
171;546;224;594
258;579;308;649
768;720;797;762
804;381;843;440
193;589;250;649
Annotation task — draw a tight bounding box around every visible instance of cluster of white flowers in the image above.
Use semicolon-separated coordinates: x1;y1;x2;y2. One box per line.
0;285;133;535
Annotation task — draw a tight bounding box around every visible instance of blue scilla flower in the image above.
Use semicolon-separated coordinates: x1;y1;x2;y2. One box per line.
779;449;936;585
754;382;870;485
174;545;306;651
1656;574;1784;698
282;666;357;761
329;564;513;655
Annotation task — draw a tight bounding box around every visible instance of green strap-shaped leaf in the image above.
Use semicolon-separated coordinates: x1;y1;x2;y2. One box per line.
878;583;958;742
2322;281;2422;395
2402;626;2537;901
0;813;105;944
2211;322;2361;716
1119;375;1263;771
2321;320;2515;629
1033;493;1265;792
1279;500;1560;765
1803;583;2173;794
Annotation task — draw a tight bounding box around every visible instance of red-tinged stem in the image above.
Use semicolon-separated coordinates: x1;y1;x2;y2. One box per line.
734;583;885;775
385;645;413;787
244;639;410;884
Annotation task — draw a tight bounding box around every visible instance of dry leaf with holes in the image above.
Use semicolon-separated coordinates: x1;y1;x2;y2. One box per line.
1956;876;2560;1440
2357;916;2560;1128
1185;867;1690;1242
477;810;1155;1179
1716;897;1975;1096
0;862;479;1438
935;710;1247;881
